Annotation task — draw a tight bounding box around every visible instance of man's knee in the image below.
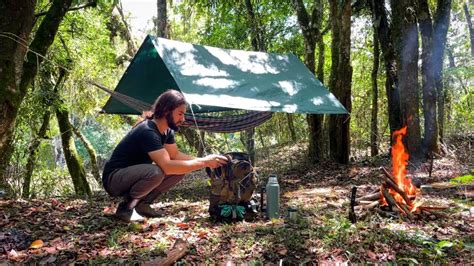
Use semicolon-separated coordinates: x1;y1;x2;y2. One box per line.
144;165;165;180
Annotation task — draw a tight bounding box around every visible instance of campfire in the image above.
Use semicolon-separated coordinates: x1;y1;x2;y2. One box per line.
350;126;445;221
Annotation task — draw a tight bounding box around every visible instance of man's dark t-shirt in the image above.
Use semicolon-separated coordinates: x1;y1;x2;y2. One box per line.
102;120;175;187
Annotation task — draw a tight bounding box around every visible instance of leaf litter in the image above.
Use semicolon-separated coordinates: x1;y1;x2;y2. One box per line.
0;138;473;264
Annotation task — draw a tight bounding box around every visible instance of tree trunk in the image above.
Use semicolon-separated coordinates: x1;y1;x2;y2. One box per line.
156;0;168;38
433;0;452;143
371;28;379;157
446;47;455;125
418;0;439;157
245;0;266;51
328;0;352;164
0;0;72;188
317;36;325;83
0;0;36;190
286;113;297;142
115;0;137;58
180;128;206;156
370;0;402;138
71;125;101;184
56;106;91;197
198;131;206;157
22;68;67;198
244;128;256;163
22;111;51;198
244;0;269;162
464;2;474;58
392;0;422;159
292;0;325;163
317;35;329;158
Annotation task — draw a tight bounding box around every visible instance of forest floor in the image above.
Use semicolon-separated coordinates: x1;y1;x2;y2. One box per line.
1;135;473;264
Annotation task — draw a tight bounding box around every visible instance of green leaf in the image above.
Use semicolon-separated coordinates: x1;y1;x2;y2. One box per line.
450;174;474;184
436;240;453;249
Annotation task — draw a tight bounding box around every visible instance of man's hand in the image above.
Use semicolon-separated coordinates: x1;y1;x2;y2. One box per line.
203;154;228;169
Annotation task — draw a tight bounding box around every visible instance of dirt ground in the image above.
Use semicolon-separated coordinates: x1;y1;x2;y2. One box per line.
1;136;473;264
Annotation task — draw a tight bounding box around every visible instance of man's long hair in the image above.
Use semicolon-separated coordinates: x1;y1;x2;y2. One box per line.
151;89;187;119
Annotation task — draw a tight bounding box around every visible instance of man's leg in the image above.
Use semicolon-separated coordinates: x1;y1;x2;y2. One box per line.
140;174;185;204
134;174;185;217
106;164;165;220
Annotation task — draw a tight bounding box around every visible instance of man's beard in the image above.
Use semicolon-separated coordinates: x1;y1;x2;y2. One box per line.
166;112;181;131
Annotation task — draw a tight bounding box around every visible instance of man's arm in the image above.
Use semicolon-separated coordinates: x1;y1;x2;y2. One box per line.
164;143;195;160
149;148;227;175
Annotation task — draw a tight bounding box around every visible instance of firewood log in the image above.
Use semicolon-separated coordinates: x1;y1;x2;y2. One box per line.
144;239;189;266
382;187;414;219
354;200;379;210
380;167;413;205
355;191;381;204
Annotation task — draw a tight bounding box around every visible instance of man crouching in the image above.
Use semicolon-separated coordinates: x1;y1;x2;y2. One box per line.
102;89;227;222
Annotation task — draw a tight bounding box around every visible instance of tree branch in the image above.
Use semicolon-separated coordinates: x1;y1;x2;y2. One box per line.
35;1;97;17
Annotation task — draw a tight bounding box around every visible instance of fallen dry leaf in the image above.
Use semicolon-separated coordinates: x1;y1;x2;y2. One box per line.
29;240;44;249
197;231;208;239
177;223;189;229
367;250;377;260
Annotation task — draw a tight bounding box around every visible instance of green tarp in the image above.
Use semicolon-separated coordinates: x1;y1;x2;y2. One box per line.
102;35;348;115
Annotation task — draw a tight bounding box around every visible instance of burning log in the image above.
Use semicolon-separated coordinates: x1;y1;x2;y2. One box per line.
352;126;445;221
382;186;414;220
380;167;413;206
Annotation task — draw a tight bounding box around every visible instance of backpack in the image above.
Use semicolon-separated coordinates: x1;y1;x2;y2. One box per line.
205;152;258;221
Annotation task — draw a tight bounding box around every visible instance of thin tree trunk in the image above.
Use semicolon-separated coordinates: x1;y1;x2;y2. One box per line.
22;111;51;198
370;0;402;139
116;0;137;57
245;128;256;163
180;128;206;156
286;113;297;142
257;128;266;150
198;131;205;157
445;47;456;130
317;25;328;158
244;0;268;163
418;0;439;157
156;0;168;38
433;0;452;143
56;107;91;197
71;125;101;184
0;0;72;187
292;0;325;163
328;0;352;164
464;2;474;57
371;29;379;157
22;68;67;198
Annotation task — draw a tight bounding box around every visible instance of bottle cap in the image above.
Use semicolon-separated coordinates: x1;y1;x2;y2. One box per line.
268;176;278;183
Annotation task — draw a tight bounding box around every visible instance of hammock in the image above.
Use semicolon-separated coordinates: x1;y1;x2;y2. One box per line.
90;81;273;133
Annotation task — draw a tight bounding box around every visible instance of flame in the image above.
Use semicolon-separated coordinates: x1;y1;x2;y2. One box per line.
391;127;416;199
381;126;420;212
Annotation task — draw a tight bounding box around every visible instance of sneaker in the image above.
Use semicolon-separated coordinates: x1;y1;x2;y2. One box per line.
135;202;164;218
115;202;145;222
